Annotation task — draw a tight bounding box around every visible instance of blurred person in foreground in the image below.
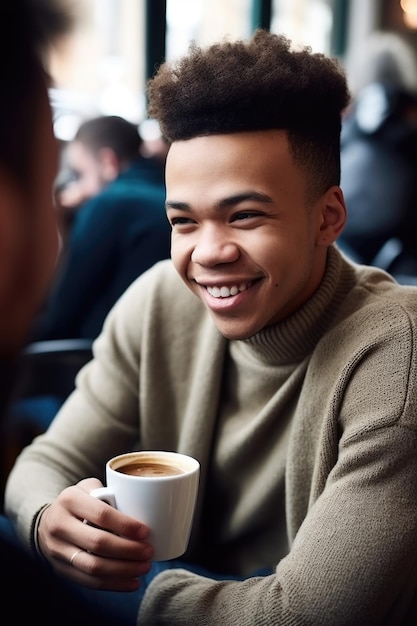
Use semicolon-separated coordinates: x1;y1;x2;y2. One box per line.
5;29;417;625
0;1;122;624
32;114;170;342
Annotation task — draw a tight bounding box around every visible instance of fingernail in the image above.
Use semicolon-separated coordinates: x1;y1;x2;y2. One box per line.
137;524;150;540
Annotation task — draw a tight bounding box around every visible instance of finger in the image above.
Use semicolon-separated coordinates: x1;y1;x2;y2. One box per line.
39;492;153;574
77;477;104;492
54;547;152;591
74;518;153;561
55;484;149;544
77;494;150;543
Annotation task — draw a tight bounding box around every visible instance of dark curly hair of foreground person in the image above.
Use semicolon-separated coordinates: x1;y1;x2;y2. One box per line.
147;29;351;199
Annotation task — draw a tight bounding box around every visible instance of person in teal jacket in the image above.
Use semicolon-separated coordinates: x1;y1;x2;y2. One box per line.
32;115;171;341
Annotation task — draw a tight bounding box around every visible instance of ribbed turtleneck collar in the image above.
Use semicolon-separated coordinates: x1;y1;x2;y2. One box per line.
236;246;357;364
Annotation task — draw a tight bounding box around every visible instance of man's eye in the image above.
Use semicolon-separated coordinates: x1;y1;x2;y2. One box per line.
170;216;194;226
232;211;260;221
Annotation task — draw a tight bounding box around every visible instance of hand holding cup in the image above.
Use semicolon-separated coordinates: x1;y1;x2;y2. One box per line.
90;450;200;561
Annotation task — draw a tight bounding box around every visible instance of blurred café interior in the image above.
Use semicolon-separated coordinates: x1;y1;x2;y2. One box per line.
49;0;417;141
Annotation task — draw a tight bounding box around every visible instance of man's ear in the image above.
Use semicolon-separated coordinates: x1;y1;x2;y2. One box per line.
97;147;121;182
315;185;347;247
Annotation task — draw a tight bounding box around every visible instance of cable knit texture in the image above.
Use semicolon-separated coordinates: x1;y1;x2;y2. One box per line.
5;245;417;625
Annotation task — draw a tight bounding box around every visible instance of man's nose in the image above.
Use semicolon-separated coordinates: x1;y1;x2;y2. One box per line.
191;225;239;266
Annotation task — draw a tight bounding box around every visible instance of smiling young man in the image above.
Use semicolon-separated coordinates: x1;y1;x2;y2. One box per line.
165;130;345;339
5;30;417;625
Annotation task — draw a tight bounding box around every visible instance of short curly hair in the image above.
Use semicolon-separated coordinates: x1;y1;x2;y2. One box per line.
147;30;350;198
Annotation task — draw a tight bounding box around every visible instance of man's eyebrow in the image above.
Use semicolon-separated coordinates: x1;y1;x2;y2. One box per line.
165;191;273;212
165;200;190;211
217;192;273;208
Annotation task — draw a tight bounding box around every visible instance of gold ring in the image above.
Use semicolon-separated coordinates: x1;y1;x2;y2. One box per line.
70;548;84;567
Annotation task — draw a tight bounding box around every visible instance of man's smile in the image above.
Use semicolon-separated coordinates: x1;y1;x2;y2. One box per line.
206;282;251;298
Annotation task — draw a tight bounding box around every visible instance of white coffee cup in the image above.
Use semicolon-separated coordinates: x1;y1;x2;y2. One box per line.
90;450;200;561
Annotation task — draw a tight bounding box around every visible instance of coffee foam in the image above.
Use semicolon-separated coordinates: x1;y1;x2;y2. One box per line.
116;460;185;477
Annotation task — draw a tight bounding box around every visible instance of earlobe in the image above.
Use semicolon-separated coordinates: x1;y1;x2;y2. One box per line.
315;186;347;246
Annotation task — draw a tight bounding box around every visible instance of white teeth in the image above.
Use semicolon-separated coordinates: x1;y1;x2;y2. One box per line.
207;283;249;298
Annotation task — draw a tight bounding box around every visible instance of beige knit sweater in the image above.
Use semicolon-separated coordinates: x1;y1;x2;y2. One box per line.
6;246;417;625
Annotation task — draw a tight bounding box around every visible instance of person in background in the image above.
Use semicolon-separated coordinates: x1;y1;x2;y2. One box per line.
0;1;120;624
339;31;417;280
55;116;167;239
32;114;171;342
5;29;417;625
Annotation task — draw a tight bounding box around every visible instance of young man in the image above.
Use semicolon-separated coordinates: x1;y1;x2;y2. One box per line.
6;30;417;625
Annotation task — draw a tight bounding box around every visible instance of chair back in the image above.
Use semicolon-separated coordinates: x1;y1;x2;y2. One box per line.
1;339;94;506
10;338;93;400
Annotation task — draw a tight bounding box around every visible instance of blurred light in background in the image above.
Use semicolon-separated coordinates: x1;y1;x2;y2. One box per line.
271;0;332;52
401;0;417;29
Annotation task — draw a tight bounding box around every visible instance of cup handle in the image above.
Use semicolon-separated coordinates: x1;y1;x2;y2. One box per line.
89;487;117;508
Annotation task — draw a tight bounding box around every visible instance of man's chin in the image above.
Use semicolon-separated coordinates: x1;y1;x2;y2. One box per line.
211;315;261;341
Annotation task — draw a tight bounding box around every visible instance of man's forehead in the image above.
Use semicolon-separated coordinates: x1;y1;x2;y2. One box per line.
167;129;289;160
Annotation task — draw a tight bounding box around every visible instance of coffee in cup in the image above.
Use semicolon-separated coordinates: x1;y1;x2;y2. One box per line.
90;450;200;561
115;456;187;478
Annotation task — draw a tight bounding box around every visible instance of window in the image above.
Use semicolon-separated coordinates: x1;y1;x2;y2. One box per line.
271;0;333;52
